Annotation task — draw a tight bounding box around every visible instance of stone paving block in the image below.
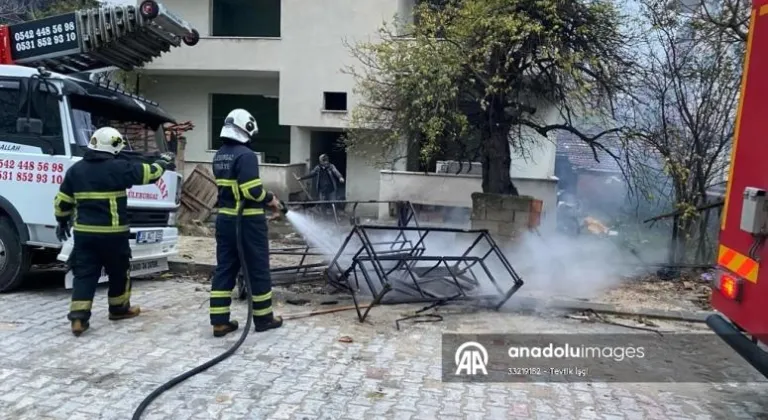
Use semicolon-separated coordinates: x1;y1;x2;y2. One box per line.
0;279;766;419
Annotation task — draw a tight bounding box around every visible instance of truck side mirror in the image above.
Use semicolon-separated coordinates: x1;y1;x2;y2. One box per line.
16;118;43;135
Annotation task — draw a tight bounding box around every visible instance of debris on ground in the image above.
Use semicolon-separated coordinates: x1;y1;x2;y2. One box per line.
566;309;664;335
596;272;712;312
338;336;354;343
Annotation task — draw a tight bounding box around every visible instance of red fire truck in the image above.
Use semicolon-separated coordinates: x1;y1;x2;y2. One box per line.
707;0;768;379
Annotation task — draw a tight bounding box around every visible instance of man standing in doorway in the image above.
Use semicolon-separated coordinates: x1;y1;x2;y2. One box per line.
298;153;345;203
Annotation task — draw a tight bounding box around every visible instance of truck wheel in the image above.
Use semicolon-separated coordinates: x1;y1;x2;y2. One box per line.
0;218;30;292
139;0;160;19
183;29;200;46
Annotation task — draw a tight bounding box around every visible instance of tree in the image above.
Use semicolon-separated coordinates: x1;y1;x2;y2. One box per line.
689;0;749;49
619;0;741;263
345;0;634;195
0;0;100;24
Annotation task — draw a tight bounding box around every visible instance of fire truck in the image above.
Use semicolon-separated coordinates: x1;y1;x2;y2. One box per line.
0;1;199;292
707;0;768;379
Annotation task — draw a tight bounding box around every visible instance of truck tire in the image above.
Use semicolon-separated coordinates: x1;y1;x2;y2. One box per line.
0;218;30;292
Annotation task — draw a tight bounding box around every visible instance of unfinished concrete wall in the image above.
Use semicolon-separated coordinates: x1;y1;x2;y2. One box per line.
377;170;557;231
470;193;543;243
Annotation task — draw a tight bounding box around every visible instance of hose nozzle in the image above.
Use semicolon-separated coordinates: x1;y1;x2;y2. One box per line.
278;200;288;214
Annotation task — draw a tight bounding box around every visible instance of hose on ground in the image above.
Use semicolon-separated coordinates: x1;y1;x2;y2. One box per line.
131;205;252;419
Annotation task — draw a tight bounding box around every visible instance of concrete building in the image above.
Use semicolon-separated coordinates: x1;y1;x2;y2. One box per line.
141;0;559;220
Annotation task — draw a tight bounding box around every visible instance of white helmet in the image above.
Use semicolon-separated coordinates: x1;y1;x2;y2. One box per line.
220;108;258;144
88;126;126;155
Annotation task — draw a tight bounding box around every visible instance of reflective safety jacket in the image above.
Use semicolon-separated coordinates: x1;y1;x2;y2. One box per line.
212;142;273;217
53;150;167;234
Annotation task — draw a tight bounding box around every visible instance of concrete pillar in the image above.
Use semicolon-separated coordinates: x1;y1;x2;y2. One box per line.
289;126;311;166
470;193;543;243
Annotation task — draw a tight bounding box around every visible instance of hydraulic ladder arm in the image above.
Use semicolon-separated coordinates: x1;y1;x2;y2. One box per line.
0;0;198;74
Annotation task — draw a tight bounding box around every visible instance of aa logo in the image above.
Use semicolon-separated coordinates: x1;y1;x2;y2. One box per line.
454;341;488;375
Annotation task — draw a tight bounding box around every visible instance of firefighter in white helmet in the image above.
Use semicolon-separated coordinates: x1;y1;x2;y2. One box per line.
209;108;283;337
53;126;175;336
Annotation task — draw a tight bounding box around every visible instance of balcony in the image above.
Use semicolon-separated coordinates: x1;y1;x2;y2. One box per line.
142;36;282;76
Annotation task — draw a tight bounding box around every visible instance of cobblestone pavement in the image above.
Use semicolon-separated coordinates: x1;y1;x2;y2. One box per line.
0;278;766;420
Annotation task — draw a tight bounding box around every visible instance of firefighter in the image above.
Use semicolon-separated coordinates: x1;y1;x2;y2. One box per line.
53;126;174;336
209;108;283;337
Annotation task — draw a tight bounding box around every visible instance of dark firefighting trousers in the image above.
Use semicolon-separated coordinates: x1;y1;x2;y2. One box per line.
210;214;274;325
68;233;133;322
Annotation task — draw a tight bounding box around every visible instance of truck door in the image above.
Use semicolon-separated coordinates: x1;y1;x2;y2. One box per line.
0;77;73;244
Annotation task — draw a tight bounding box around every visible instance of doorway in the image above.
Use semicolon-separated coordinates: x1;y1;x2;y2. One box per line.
309;130;347;198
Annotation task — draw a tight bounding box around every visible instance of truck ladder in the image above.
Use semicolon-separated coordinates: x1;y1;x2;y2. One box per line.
0;0;198;74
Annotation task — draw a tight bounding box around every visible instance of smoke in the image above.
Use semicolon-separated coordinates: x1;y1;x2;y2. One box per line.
503;230;662;302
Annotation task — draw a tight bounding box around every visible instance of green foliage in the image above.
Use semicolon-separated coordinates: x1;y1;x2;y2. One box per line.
345;0;632;193
37;0;101;18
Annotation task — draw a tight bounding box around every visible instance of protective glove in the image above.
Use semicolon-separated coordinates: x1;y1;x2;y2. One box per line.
157;152;176;171
55;220;71;242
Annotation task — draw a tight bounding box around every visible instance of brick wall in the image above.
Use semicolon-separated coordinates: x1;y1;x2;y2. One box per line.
470;192;542;242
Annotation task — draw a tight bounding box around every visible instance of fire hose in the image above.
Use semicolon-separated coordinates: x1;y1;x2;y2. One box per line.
131;200;288;419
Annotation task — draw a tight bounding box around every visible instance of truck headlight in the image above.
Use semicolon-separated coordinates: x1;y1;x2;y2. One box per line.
168;212;177;227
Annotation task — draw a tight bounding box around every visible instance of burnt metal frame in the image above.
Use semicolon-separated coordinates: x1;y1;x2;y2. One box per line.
325;224;524;322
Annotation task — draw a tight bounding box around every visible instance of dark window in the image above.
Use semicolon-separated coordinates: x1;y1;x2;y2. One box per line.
211;0;281;37
0;79;64;154
210;94;290;163
323;92;347;112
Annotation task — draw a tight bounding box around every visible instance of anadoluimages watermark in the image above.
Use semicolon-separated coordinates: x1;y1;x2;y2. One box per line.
442;333;768;383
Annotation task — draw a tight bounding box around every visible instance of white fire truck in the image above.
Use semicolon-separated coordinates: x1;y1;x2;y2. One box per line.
0;1;199;291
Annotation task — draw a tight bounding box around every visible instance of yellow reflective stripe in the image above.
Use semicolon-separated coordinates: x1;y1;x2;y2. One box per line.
56;191;75;203
210;307;230;314
239;179;262;189
241;186;266;202
142;163;150;184
70;300;92;311
148;163;164;182
108;292;130;306
252;291;272;303
210;290;231;298
216;179;237;187
55;209;73;217
109;198;118;227
73;223;129;233
252;307;273;317
74;191;126;199
219;208;265;216
239;178;264;201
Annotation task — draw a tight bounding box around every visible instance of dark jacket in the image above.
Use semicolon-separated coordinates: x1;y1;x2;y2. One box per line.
212;142;274;217
299;163;343;193
54;150;166;234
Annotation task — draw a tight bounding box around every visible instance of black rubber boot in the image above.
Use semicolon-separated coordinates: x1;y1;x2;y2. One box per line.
213;320;239;337
109;305;141;321
253;315;283;332
71;319;90;337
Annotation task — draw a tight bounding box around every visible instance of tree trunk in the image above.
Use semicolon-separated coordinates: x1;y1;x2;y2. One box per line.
481;127;518;195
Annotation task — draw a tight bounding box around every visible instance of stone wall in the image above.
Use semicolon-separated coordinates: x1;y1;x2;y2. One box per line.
470;192;542;242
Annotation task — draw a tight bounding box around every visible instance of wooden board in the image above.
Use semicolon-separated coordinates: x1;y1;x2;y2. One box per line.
177;164;218;223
